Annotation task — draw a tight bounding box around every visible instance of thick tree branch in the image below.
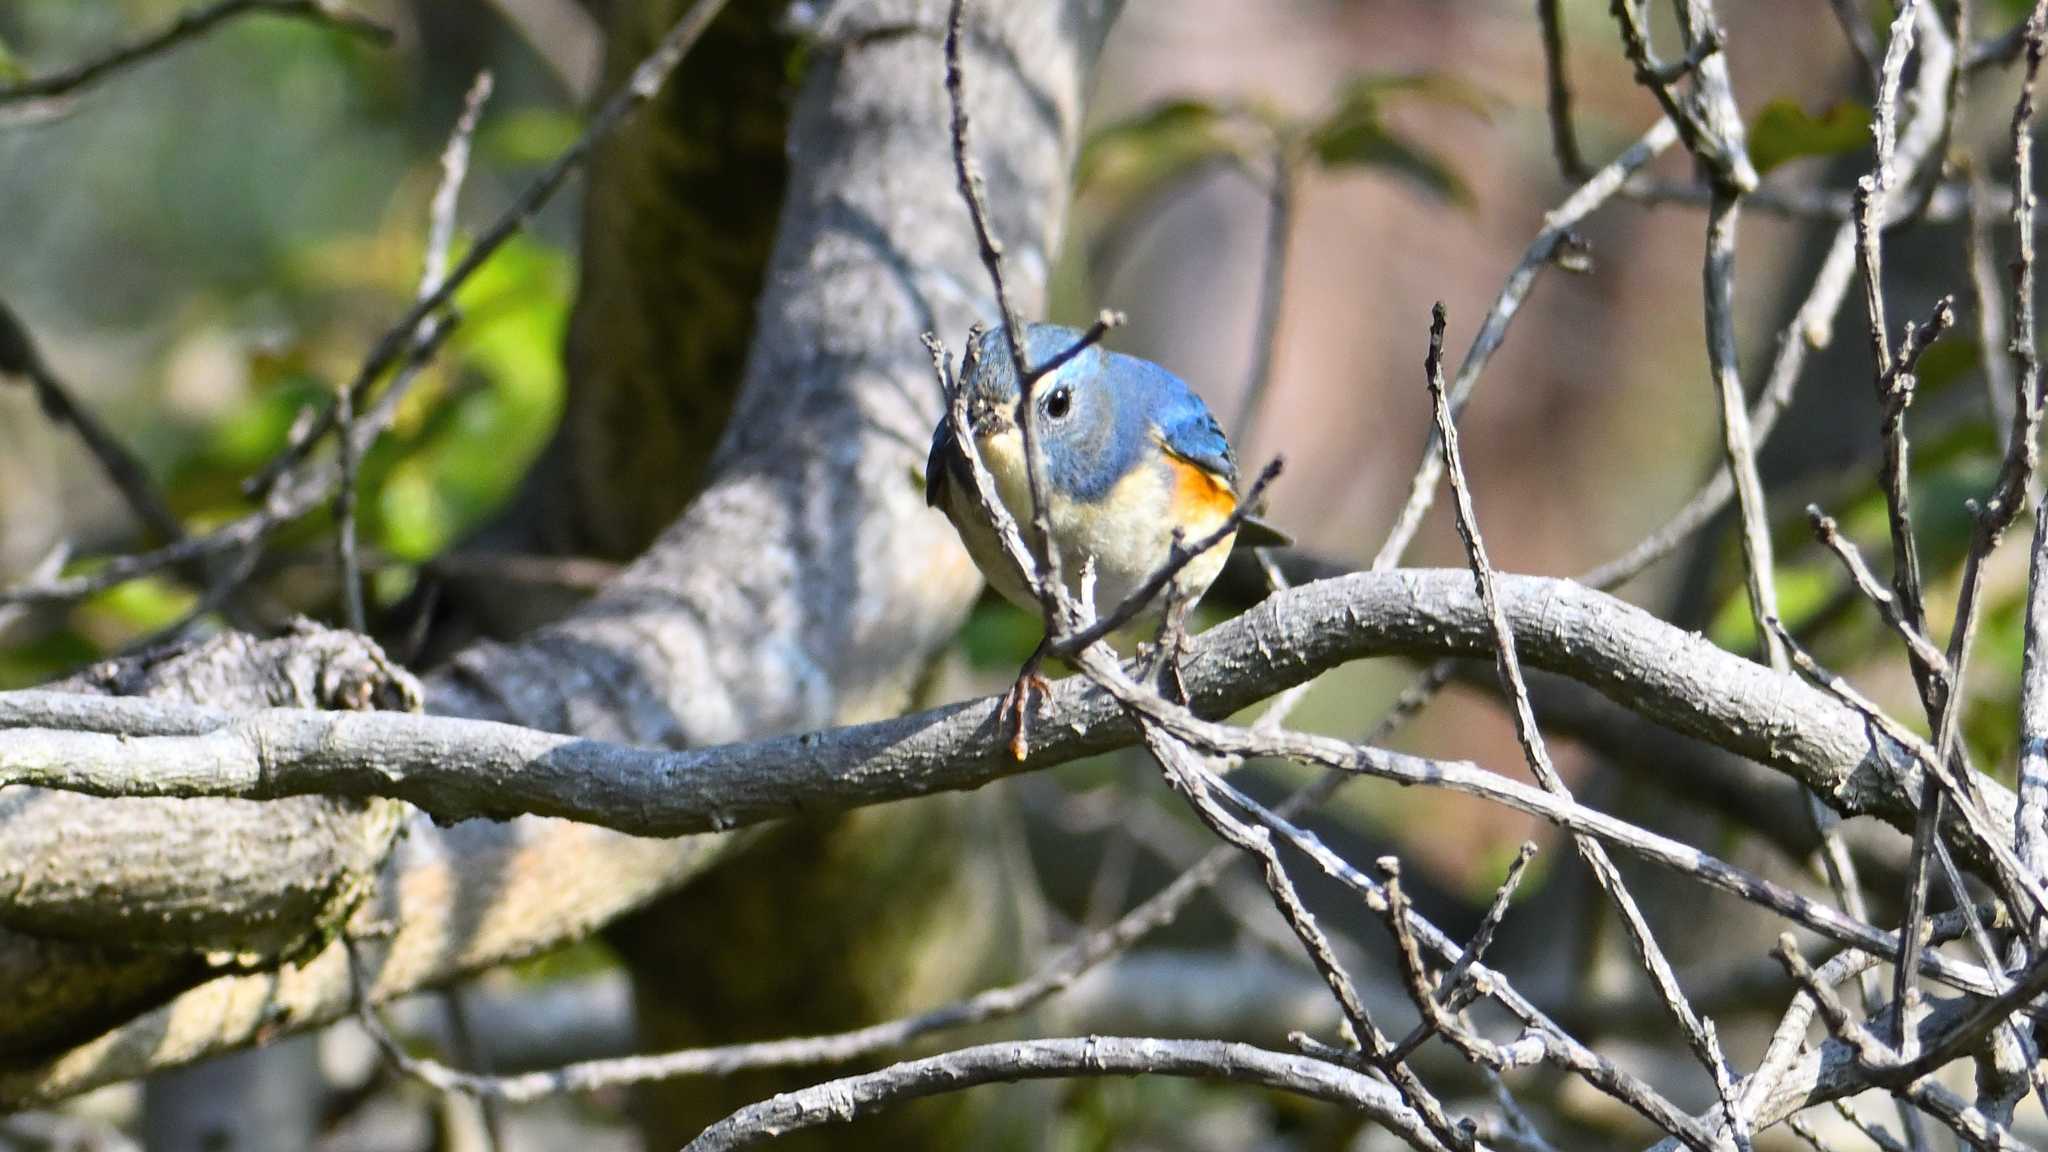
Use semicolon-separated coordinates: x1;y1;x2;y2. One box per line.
0;0;1117;1106
0;570;1999;852
681;1037;1453;1152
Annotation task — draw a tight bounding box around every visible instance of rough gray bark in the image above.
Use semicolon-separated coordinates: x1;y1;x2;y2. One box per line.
0;0;1116;1107
0;627;412;956
0;572;2000;848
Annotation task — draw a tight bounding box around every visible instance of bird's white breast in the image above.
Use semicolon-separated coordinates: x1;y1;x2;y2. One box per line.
941;427;1235;630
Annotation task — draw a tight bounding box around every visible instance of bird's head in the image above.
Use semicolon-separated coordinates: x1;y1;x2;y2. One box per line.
958;324;1130;501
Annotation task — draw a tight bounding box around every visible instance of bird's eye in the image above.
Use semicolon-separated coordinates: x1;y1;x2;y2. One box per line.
1045;387;1072;420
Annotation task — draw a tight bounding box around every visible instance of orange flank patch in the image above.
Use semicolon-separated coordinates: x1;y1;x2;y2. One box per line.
1165;453;1239;538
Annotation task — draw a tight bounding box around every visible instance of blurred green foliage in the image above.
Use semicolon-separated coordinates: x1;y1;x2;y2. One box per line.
0;1;579;680
1746;99;1873;175
1072;71;1485;300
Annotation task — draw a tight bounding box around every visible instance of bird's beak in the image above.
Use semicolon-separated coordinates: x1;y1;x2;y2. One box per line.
969;395;1011;440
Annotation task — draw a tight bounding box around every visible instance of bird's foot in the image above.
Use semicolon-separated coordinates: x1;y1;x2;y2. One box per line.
998;643;1054;761
1139;604;1194;706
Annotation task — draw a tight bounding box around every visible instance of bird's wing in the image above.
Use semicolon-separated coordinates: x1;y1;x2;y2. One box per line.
1141;365;1296;548
1149;376;1240;488
925;418;960;508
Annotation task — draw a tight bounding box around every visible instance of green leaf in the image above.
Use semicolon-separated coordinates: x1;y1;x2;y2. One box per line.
1076;99;1246;221
0;37;25;86
1913;335;1981;399
1747;99;1872;175
1708;560;1836;653
480;107;585;168
1304;72;1488;205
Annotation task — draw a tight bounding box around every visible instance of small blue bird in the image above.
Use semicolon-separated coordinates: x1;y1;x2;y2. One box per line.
925;324;1283;752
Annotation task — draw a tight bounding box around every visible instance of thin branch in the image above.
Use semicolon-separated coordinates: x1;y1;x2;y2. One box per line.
1228;138;1296;449
1703;191;1781;675
242;0;730;500
1607;0;1755;191
1382;843;1538;1067
0;298;183;543
1971;169;2020;431
1579;223;1859;590
1373;117;1679;570
1899;0;2048;1069
1829;0;1886;89
332;378;364;633
1589;4;1954;590
680;1037;1460;1152
944;0;1069;626
1808;506;1950;677
1535;0;1589;180
0;0;391;106
0;297;461;609
1424;302;1741;1141
1139;729;1472;1151
2020;494;2048;931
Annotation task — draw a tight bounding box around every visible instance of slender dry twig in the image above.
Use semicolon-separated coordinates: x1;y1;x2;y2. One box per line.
0;0;391;106
1579;224;1860;590
1374;117;1678;570
1970;169;2020;431
680;1037;1460;1152
1829;0;1886;88
943;0;1070;626
3;70;490;622
1702;190;1782;680
332;378;364;633
1424;302;1742;1143
1228;139;1295;450
333;67;491;637
1606;0;1754;191
2020;495;2048;937
1591;0;1955;594
1382;843;1539;1068
243;0;729;500
1535;0;1588;180
1808;507;1950;677
1900;0;2048;1069
0;298;183;543
1140;729;1471;1151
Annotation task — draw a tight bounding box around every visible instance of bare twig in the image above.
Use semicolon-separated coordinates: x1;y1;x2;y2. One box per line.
1971;169;2020;431
2020;495;2048;932
1900;0;2048;1068
1703;191;1781;676
1424;303;1741;1142
333;67;491;636
0;319;458;608
1829;0;1886;89
243;0;729;500
332;379;364;633
0;298;183;543
1808;507;1951;677
1140;729;1471;1151
1607;0;1755;191
1579;224;1859;590
1374;117;1678;570
0;0;391;106
944;0;1069;627
1535;0;1589;180
1228;139;1295;450
1589;1;1954;591
1383;843;1538;1067
680;1037;1460;1152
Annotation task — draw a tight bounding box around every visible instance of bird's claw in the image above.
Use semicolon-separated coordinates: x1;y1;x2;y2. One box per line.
998;666;1053;761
